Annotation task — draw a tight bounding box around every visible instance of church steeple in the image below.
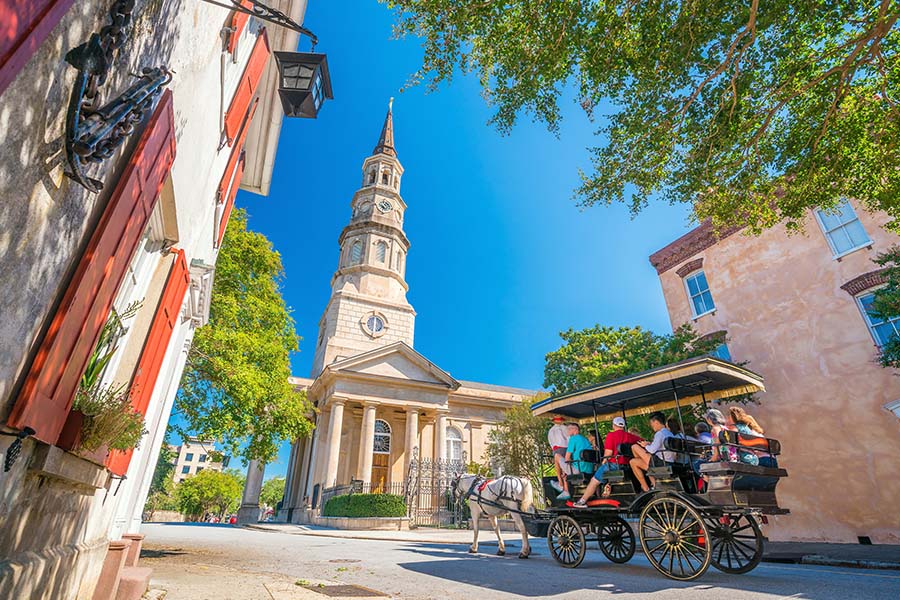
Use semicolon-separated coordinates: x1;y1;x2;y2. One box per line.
310;101;415;376
372;97;396;157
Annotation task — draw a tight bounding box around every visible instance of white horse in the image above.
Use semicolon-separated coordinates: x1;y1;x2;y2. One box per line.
452;474;534;558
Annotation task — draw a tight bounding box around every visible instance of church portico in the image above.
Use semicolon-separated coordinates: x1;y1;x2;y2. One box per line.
279;102;536;523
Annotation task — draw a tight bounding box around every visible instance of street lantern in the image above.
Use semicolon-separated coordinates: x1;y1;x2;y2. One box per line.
273;51;333;119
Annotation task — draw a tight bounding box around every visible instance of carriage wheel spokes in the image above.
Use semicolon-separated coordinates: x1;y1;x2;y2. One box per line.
639;496;711;581
705;513;764;574
598;516;636;564
547;515;586;568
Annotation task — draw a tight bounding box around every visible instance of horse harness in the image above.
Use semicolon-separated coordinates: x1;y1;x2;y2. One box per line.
460;475;526;515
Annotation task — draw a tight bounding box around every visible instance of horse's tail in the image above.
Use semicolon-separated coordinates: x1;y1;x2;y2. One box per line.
520;478;534;514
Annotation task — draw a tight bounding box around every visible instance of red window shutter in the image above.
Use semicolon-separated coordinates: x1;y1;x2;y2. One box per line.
106;249;190;476
217;151;245;247
7;90;176;445
223;29;270;144
226;0;254;54
0;0;75;96
217;96;258;204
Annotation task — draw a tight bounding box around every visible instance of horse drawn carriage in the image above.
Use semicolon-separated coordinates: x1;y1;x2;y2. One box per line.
526;356;789;581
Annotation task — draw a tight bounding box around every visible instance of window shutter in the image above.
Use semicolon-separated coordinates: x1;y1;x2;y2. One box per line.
225;0;254;54
106;249;190;475
223;29;270;144
0;0;75;95
217;151;245;247
7;90;176;445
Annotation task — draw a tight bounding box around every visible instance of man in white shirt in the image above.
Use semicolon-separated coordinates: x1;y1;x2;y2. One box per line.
629;411;674;493
547;416;571;497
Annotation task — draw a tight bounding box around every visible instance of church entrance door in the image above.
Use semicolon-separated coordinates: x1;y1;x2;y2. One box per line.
371;454;389;492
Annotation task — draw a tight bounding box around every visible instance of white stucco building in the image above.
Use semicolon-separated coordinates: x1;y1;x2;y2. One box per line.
277;104;536;521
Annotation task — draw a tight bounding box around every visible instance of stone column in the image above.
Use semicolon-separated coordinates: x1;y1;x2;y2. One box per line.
404;408;419;474
236;460;265;524
435;411;448;462
323;400;345;488
356;403;377;484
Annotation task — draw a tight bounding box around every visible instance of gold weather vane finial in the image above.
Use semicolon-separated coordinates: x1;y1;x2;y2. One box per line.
389;97;394;111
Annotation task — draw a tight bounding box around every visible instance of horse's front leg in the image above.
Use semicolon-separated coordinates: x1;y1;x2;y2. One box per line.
510;513;531;558
469;504;480;553
490;515;505;556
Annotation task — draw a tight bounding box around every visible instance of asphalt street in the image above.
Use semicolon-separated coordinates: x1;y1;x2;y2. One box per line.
141;523;899;600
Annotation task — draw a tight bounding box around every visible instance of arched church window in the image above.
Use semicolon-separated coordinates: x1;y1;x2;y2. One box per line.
381;172;390;184
374;420;391;454
446;426;463;462
397;251;405;274
375;241;387;263
368;170;376;185
350;240;363;264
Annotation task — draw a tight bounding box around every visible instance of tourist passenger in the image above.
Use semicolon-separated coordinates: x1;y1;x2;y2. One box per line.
557;423;594;500
630;412;675;493
547;415;570;495
728;406;777;467
572;416;641;507
694;422;713;445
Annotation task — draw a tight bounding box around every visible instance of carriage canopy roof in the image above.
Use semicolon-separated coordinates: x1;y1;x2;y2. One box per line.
531;356;765;421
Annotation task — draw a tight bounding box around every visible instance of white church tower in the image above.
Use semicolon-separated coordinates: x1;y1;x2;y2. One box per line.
310;99;416;376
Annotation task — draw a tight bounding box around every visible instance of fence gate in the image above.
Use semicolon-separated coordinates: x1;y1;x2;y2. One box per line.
404;447;467;528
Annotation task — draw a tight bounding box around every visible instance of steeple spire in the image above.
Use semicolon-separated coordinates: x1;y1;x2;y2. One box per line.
372;97;396;157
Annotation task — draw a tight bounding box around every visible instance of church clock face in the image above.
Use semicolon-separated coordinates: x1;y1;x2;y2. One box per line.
376;199;393;213
361;312;387;338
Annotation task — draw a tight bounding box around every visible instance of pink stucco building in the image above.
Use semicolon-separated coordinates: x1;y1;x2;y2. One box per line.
650;199;900;543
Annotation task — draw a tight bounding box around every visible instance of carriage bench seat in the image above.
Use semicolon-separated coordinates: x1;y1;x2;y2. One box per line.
700;461;788;508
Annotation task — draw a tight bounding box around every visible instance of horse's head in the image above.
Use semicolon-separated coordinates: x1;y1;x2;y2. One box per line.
450;472;474;504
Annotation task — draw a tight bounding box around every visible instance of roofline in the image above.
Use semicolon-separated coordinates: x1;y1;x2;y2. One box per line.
648;220;743;275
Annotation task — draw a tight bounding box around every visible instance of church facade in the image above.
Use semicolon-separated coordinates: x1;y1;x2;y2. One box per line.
278;104;535;518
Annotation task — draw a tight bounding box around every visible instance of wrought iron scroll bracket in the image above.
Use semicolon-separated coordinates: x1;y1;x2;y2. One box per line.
201;0;319;49
1;426;36;472
64;0;172;193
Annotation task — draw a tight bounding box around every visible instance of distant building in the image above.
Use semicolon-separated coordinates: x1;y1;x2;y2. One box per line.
650;199;900;543
171;438;227;484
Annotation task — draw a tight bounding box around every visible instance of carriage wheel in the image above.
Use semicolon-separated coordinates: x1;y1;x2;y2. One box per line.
547;515;586;568
597;517;636;564
705;513;764;574
639;496;712;581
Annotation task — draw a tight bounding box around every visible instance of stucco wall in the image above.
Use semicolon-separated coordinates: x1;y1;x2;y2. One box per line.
655;202;900;542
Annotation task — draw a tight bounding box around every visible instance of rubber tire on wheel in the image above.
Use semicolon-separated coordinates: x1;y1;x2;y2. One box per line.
597;517;636;564
547;515;586;568
639;496;712;581
705;514;764;574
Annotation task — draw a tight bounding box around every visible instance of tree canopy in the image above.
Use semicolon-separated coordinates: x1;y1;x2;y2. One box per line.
259;476;286;509
486;394;551;500
385;1;900;233
176;209;313;464
175;469;244;520
543;324;723;394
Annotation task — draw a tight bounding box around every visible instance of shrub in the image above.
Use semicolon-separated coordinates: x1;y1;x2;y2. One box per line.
322;493;406;518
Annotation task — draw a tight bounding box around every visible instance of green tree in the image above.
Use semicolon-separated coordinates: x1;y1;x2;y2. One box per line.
486;394;551;502
176;209;313;464
259;476;286;509
385;1;900;233
175;469;243;520
143;444;178;520
870;245;900;368
544;324;722;394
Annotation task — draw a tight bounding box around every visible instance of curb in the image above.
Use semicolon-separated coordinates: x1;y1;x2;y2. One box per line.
798;555;900;570
241;524;506;546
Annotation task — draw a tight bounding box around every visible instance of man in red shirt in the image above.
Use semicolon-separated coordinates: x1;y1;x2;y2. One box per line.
572;417;642;507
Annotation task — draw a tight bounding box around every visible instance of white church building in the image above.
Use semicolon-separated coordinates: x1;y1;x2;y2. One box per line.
277;103;535;519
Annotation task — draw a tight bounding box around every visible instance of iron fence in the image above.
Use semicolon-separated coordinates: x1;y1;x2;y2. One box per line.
404;447;468;528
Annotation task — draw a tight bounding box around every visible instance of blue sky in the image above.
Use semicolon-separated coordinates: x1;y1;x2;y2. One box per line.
225;2;695;478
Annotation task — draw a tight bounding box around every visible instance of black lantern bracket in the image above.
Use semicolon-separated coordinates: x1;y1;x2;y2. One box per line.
1;426;36;473
202;0;319;48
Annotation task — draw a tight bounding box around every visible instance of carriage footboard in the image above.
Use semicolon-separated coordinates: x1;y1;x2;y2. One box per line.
700;462;788;509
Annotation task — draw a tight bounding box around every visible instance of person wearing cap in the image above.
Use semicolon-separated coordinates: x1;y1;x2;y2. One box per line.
572;416;642;507
547;415;570;495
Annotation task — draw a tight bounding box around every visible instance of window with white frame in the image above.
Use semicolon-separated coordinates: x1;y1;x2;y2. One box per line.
815;199;871;258
374;419;391;454
857;292;900;347
446;426;463;462
684;270;715;317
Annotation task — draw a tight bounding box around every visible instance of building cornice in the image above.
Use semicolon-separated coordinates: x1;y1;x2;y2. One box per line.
649;221;743;275
338;220;410;249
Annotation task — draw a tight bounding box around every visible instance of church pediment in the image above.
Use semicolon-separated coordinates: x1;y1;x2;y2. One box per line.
325;342;459;389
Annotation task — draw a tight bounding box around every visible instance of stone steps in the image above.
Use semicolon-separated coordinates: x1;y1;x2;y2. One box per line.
116;566;152;600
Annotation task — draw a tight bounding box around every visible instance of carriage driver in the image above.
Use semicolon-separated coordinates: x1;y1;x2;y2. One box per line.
547;415;571;496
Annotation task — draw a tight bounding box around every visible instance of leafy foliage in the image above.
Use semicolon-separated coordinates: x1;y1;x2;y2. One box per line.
175;469;243;520
322;493;407;518
486;394;551;500
544;324;722;394
73;383;146;451
143;444;178;520
385;1;900;233
871;245;900;367
260;476;286;509
176;209;313;464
